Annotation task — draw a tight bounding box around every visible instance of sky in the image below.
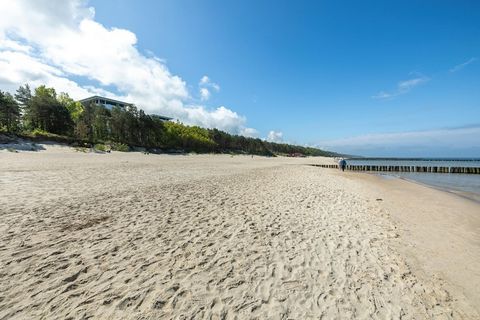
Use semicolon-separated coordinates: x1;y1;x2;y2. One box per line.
0;0;479;157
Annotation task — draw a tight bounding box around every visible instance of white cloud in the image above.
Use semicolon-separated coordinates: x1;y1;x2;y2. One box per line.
266;131;283;143
0;0;254;136
198;75;220;101
240;127;259;138
373;74;430;100
170;105;250;134
199;75;220;91
318;125;480;157
0;39;31;53
0;50;112;98
371;91;393;100
450;57;477;73
199;88;210;101
200;75;210;85
397;77;429;91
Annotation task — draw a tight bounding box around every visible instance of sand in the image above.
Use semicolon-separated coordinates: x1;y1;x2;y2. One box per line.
0;145;479;319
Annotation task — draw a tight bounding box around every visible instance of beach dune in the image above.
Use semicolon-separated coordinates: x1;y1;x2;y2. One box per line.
0;147;478;319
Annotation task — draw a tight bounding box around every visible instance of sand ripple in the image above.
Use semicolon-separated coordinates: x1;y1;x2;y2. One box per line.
0;153;467;319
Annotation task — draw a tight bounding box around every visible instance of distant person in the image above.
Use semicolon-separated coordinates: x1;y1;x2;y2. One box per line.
339;159;347;171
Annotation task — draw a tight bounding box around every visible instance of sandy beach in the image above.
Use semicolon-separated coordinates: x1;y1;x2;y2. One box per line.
0;146;479;319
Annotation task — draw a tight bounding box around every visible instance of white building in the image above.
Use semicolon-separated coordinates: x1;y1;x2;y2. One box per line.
79;96;172;121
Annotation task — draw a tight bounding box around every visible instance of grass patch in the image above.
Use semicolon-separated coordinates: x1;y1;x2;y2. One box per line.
20;129;76;144
111;142;129;152
93;143;110;152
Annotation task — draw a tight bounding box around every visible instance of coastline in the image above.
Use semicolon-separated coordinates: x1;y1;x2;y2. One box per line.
0;148;479;318
374;173;480;204
397;176;480;204
344;170;480;317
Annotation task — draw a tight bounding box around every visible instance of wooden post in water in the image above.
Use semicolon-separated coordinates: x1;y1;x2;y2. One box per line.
310;163;479;174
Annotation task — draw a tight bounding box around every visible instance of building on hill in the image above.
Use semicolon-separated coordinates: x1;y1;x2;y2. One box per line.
79;95;172;121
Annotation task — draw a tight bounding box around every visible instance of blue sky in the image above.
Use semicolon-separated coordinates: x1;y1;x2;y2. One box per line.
1;0;479;156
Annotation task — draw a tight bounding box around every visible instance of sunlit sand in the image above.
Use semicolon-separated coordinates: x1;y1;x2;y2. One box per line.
0;146;479;319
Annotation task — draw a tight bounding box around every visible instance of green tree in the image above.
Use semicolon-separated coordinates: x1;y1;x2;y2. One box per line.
24;85;73;134
75;102;95;141
0;91;21;132
14;84;32;107
5;82;336;157
58;93;84;122
92;105;111;141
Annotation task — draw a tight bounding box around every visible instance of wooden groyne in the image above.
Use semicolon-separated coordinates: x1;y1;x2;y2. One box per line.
310;164;338;169
310;164;480;174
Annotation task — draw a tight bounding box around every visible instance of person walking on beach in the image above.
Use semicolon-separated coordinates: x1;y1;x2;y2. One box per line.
339;158;347;171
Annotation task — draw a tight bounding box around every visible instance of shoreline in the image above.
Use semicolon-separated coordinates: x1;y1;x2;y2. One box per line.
398;176;480;204
373;172;480;204
343;170;480;316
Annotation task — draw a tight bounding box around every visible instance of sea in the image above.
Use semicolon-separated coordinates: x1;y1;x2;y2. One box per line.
345;158;480;202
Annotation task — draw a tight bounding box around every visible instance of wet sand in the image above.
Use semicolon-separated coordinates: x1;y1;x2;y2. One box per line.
0;146;479;319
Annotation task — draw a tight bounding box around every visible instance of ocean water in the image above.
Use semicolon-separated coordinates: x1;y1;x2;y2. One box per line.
346;158;480;168
346;159;480;201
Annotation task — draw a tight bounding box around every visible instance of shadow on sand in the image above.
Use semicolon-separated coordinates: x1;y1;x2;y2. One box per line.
0;141;46;152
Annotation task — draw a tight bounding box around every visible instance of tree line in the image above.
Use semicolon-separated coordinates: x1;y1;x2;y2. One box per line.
0;84;335;156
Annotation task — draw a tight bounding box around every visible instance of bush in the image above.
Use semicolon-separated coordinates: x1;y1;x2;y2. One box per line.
21;129;75;144
94;143;107;152
30;128;51;137
111;142;129;152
